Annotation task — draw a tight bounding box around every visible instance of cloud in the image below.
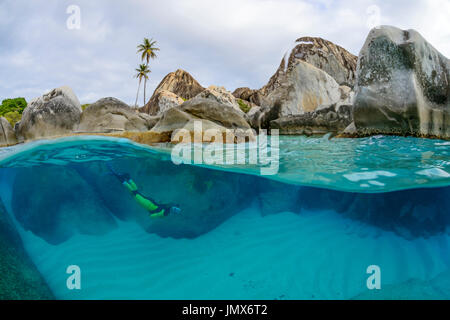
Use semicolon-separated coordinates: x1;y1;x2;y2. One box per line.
0;0;449;105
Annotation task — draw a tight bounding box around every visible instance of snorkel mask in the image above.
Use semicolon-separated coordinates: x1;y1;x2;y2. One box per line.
170;206;182;215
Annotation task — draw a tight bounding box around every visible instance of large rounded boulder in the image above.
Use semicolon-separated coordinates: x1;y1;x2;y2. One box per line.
140;69;204;114
16;86;82;141
77;97;159;133
262;60;341;117
0;117;18;147
353;26;450;139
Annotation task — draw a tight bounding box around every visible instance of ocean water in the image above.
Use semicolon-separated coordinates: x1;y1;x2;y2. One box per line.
0;135;449;299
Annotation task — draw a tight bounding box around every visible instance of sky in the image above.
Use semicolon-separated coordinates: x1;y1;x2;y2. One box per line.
1;0;449;105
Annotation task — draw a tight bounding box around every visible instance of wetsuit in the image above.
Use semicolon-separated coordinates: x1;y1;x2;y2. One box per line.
107;163;173;218
121;178;170;218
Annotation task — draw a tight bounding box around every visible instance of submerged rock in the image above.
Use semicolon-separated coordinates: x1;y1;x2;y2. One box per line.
0;198;54;299
77;97;159;133
0;117;18;147
16;86;82;142
353;26;450;139
140;69;204;114
105;158;255;238
257;180;302;216
299;186;450;238
11;166;118;244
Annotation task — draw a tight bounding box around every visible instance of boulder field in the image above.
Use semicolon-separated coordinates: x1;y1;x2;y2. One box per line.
2;25;448;146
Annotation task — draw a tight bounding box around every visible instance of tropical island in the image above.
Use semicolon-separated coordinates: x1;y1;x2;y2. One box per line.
1;25;448;149
0;24;449;301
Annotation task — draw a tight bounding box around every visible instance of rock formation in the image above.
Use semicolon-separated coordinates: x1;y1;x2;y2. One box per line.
353;26;450;139
150;98;255;143
195;85;243;113
77;97;159;133
232;87;263;106
139;90;184;116
0;198;54;299
260;37;357;98
261;60;342;117
16;86;82;141
0;117;18;147
270;104;353;135
12;165;118;244
140;69;204;115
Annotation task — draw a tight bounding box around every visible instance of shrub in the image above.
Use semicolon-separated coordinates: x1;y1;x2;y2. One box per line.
0;98;27;127
81;104;91;111
0;97;27;116
237;99;251;113
3;111;22;127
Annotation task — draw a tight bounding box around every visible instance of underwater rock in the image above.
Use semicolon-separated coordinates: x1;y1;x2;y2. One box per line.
139;90;184;116
77;97;159;133
139;69;204;114
257;180;302;216
270;104;353;135
0;198;54;299
353;26;450;139
11;166;118;244
96;158;255;238
0;116;18;147
16;86;82;142
262;60;342;117
299;186;450;238
71;161;146;222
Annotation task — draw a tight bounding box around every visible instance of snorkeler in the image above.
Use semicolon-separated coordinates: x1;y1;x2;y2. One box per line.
106;163;181;218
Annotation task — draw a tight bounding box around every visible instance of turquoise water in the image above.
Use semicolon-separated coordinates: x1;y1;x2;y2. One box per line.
0;135;449;299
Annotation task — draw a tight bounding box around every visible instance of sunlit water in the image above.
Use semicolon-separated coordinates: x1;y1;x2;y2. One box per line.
0;135;449;299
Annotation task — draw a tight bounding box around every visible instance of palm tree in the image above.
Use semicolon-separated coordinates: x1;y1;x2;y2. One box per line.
137;38;159;104
134;64;150;107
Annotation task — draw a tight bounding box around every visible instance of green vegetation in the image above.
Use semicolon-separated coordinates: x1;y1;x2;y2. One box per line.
81;104;91;111
0;97;27;126
237;99;251;113
134;64;151;107
136;37;159;107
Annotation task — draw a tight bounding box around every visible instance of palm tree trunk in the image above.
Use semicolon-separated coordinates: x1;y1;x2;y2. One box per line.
143;78;147;106
135;80;141;107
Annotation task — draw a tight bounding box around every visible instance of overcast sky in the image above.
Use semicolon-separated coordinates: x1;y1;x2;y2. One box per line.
1;0;449;105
